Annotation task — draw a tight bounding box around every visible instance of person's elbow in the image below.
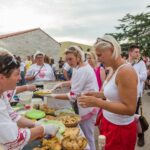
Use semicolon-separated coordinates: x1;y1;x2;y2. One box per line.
127;105;136;116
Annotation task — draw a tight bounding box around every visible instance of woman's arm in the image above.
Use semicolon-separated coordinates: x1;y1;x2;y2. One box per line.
30;124;59;141
0;122;43;149
79;67;138;116
29;126;44;141
16;85;36;94
61;81;71;87
17;117;36;128
84;91;106;99
51;93;69;100
48;81;71;100
52;81;71;91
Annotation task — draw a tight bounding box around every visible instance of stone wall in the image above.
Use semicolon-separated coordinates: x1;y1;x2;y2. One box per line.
0;29;60;62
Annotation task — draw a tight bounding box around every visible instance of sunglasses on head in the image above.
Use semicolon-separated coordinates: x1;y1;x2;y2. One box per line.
0;55;19;73
68;46;77;51
96;37;114;47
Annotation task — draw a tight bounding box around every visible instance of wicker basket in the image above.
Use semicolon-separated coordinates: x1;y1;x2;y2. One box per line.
62;136;87;150
57;114;81;127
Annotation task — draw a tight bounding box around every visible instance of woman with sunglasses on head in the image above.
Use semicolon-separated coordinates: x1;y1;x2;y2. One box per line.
0;48;58;150
49;45;99;150
78;35;138;150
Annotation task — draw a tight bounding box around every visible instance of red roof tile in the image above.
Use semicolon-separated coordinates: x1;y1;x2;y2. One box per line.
0;28;40;39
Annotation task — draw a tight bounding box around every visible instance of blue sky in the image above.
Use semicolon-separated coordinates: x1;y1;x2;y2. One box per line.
0;0;149;44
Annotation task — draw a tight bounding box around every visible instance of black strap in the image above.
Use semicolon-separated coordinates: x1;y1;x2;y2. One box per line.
132;58;143;66
139;98;143;116
71;100;79;114
33;65;44;78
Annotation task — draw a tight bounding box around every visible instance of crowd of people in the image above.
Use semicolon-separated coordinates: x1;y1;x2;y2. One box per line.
0;34;150;150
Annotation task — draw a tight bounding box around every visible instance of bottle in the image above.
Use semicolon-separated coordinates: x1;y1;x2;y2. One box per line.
98;135;106;150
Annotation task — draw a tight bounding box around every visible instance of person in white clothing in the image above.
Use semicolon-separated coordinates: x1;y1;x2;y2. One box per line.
79;35;138;150
49;45;99;150
25;51;55;83
0;48;58;150
128;44;147;147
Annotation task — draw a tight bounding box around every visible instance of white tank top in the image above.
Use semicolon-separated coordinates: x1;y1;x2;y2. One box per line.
103;63;134;125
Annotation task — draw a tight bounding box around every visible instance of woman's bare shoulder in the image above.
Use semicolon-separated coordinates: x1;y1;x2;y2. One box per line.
118;64;136;75
116;64;138;84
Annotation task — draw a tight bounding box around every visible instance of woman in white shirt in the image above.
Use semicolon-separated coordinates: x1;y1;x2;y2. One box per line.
79;35;138;150
0;48;58;150
25;51;55;83
50;46;99;150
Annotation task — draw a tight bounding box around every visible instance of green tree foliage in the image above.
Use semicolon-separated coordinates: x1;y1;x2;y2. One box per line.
109;6;150;56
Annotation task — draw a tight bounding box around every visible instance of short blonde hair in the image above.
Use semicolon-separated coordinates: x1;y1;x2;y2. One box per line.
65;45;85;62
94;35;121;59
87;51;97;65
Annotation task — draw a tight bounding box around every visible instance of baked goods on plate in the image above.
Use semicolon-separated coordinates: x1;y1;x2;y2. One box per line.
34;89;52;96
57;114;81;127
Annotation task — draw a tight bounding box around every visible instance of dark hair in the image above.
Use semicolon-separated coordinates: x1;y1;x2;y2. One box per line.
0;55;20;77
44;55;51;64
129;44;140;52
16;56;21;63
121;52;128;59
51;58;54;64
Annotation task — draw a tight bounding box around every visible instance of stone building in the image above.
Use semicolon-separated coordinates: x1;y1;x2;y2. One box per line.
0;28;60;61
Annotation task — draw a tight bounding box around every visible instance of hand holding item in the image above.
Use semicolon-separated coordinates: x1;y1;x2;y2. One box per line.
35;118;49;126
82;91;106;99
52;83;63;91
78;95;100;108
42;124;59;136
82;91;98;96
47;94;57;98
26;85;36;91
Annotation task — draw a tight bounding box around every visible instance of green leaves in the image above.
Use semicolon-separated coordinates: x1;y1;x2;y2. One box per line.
107;5;150;56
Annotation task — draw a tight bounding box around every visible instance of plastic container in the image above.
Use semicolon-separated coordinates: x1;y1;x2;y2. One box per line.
17;91;33;105
98;135;106;150
31;98;43;105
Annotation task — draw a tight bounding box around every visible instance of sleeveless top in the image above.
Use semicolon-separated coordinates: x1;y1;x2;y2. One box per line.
94;66;102;91
103;63;134;125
